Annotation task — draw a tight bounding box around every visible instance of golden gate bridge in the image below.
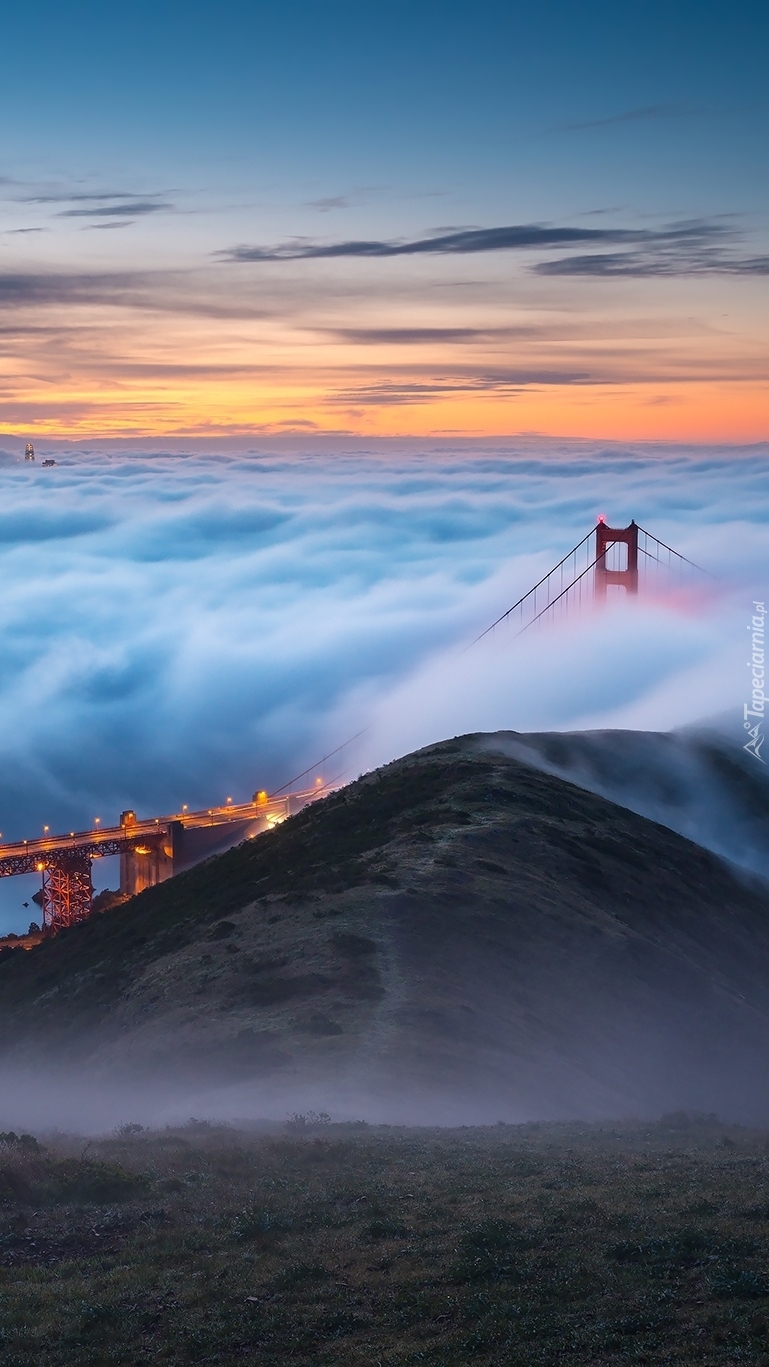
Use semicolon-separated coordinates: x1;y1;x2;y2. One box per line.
0;519;706;938
471;517;705;645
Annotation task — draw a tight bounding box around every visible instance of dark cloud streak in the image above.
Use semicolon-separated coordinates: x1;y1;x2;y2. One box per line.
326;371;592;407
59;200;173;218
551;103;694;133
0;271;150;305
307;196;353;212
329;327;490;344
220;219;768;280
15;189;170;206
0;271;276;319
221;223;643;261
536;250;769;277
85;221;137;231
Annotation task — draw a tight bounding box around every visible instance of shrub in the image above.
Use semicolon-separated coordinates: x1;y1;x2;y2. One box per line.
45;1160;149;1205
0;1132;40;1152
286;1111;332;1130
0;1152;146;1206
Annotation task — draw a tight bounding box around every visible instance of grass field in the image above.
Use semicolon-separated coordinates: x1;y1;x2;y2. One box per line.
2;1115;769;1364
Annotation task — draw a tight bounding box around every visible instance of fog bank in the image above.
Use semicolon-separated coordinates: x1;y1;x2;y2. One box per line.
0;440;766;930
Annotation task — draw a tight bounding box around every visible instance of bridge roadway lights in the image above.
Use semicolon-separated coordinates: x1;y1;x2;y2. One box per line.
595;519;639;597
0;792;304;935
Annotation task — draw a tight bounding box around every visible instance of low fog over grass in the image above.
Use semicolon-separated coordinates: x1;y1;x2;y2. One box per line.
0;439;766;931
4;1117;769;1365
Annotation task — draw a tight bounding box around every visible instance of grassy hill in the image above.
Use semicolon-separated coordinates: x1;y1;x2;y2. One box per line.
1;733;769;1126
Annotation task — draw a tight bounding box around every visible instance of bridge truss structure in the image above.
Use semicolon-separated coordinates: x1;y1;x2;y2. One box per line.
0;788;326;934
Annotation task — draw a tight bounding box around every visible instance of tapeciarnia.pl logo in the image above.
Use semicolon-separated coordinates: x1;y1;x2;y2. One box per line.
744;600;766;763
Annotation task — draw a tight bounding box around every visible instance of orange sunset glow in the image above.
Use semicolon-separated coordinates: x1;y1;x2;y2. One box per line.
2;272;767;442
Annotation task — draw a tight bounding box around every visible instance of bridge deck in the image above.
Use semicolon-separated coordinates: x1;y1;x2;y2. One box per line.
0;789;319;877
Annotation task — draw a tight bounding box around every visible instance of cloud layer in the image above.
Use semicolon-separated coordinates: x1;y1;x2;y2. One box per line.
0;441;766;931
222;219;769;277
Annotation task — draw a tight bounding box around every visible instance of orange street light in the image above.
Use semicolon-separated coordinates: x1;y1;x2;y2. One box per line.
94;817;101;827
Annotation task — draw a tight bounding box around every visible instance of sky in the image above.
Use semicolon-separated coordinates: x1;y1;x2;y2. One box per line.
0;441;766;932
1;0;768;441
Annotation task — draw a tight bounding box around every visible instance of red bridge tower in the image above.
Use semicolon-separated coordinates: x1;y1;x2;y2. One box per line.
595;518;639;597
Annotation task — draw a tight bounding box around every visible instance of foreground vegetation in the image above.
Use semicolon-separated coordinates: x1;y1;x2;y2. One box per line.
2;1116;769;1364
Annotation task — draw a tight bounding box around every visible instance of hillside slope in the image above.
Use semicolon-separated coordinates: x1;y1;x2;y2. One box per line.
1;733;769;1126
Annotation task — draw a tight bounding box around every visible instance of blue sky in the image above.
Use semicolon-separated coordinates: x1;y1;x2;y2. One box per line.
4;1;766;212
1;2;767;443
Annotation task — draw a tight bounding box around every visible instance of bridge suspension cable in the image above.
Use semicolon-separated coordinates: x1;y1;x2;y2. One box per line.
635;524;710;581
510;550;604;638
267;729;368;798
469;528;596;646
471;518;709;647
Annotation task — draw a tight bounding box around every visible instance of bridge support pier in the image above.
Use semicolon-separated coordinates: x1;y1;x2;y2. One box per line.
118;811;176;897
41;851;93;931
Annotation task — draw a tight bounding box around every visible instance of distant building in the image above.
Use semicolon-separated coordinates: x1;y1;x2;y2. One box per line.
41;458;56;467
24;443;34;461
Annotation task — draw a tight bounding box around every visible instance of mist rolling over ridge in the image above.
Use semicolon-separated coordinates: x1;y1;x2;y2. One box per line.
490;721;769;881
